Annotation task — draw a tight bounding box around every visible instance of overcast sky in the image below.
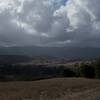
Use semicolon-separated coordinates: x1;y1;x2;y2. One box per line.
0;0;100;47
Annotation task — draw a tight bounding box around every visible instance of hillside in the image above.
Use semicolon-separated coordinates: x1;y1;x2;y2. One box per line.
0;78;99;100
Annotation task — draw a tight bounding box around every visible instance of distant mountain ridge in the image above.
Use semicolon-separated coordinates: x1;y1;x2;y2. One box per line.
0;46;100;59
0;55;32;64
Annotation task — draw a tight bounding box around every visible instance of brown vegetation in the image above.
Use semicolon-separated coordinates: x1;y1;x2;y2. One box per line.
0;78;99;100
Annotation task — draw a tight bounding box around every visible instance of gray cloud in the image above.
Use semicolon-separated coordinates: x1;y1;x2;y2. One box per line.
0;0;100;47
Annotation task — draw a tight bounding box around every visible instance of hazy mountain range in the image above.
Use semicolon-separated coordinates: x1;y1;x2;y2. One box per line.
0;46;100;59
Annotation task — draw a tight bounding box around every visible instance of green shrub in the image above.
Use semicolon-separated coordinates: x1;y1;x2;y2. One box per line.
63;68;76;77
95;60;100;79
57;65;65;77
73;63;80;77
79;63;95;78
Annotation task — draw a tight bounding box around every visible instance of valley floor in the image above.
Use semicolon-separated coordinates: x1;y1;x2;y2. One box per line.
0;78;99;100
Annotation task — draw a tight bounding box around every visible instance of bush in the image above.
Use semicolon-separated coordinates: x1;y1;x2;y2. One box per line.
63;68;76;77
79;63;95;78
57;66;65;77
95;60;100;79
73;63;80;77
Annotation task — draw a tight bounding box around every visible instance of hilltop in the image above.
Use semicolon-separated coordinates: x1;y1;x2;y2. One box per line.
0;78;99;100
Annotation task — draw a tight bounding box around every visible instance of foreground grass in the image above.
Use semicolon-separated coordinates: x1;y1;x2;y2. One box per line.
0;78;99;100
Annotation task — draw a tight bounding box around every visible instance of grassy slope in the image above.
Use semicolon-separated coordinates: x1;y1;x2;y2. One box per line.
0;78;99;100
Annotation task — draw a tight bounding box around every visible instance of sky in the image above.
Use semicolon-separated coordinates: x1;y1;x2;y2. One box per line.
0;0;100;47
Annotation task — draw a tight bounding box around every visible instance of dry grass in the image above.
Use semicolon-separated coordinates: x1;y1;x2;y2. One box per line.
0;78;99;100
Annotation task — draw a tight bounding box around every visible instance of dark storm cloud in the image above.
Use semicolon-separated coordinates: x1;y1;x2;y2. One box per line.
0;0;100;47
